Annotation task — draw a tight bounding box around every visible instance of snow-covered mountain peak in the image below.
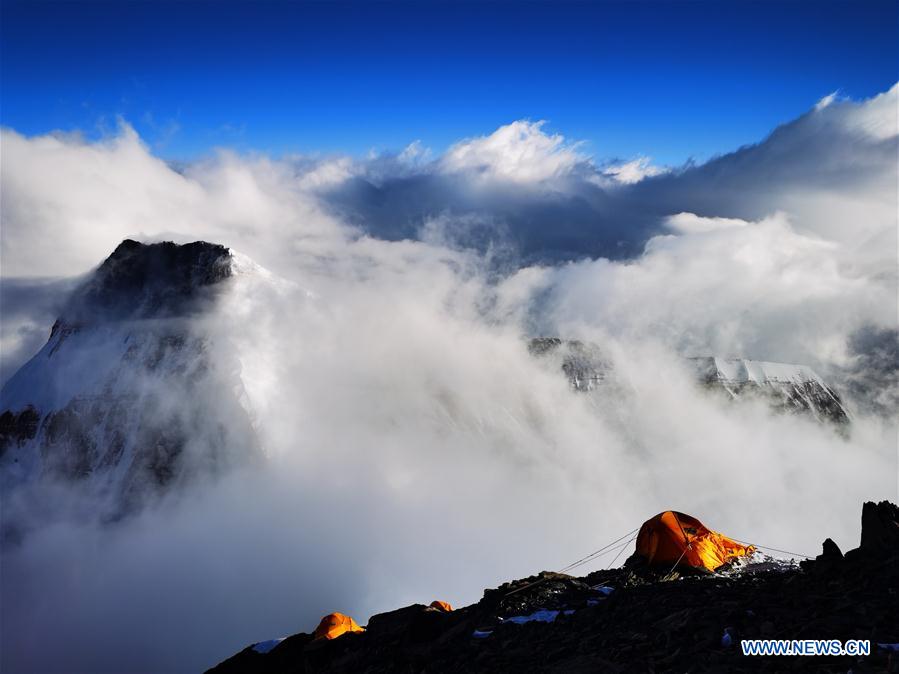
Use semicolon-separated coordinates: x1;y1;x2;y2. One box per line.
0;239;258;528
690;357;826;386
689;356;849;425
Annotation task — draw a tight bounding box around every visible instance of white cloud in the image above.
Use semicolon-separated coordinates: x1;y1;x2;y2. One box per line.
815;90;839;111
601;156;666;184
665;212;749;233
397;139;432;165
293;155;357;190
440;120;588;182
1;124;202;277
838;82;898;140
519;211;886;367
0;126;352;279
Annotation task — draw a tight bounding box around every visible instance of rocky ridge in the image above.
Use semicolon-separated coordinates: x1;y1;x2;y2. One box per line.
209;501;899;673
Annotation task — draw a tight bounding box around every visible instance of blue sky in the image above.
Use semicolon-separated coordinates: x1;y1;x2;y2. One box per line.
2;0;896;165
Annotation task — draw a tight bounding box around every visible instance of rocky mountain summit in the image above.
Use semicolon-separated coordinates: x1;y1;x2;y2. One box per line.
56;238;233;325
209;501;899;673
0;240;258;529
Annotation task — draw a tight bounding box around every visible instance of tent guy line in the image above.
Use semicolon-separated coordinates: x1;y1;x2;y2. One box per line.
557;527;641;575
730;540;813;560
605;533;639;571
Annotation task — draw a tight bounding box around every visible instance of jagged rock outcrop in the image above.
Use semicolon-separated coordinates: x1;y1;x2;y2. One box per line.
857;500;899;555
0;240;259;528
528;338;608;391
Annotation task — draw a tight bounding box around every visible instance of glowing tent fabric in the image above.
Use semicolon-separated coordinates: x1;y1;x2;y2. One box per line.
313;613;365;641
635;511;754;572
429;600;453;612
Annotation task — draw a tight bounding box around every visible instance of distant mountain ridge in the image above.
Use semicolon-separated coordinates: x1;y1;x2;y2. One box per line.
528;339;850;425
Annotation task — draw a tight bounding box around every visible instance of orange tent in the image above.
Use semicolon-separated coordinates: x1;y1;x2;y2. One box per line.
428;600;453;612
313;612;365;641
635;511;754;572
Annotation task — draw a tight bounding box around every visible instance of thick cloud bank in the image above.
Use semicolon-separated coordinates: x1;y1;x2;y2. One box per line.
1;86;897;673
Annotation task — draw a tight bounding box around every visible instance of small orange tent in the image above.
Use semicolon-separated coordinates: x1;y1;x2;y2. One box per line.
635;511;754;572
313;612;365;641
429;600;453;612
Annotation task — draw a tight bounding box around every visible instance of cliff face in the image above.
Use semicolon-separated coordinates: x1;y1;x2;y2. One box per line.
208;501;899;673
0;240;259;527
57;238;234;326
